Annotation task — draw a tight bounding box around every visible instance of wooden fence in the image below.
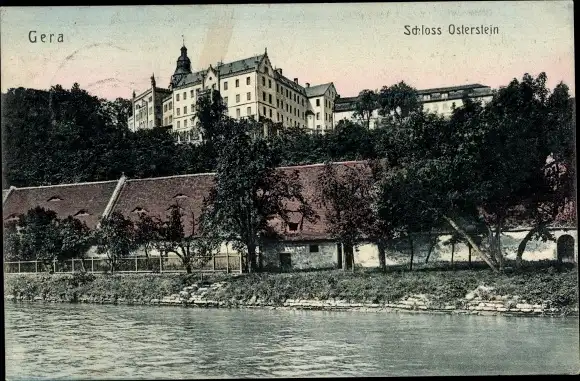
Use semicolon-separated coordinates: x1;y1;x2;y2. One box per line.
3;253;244;274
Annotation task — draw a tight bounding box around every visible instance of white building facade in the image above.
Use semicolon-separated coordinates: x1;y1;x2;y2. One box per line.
128;45;338;142
333;84;494;129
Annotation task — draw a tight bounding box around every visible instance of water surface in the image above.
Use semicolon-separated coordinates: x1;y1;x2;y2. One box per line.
5;302;579;378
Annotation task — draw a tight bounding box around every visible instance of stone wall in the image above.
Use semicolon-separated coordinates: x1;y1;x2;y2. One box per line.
260;241;338;271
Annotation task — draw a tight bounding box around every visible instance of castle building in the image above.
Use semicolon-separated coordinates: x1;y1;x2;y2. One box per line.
128;45;337;142
127;44;495;140
333;83;494;129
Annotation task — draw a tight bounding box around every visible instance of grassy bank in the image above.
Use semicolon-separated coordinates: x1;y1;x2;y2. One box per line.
5;262;578;315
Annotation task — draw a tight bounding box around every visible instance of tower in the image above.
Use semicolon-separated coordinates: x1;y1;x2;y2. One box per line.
170;44;192;88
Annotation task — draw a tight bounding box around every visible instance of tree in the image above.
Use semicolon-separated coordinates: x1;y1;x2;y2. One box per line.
95;212;138;273
378;81;421;121
134;214;164;270
58;216;93;271
195;89;228;144
155;203;220;274
3;220;23;262
204;117;317;272
352;89;378;129
17;207;63;271
315;162;374;271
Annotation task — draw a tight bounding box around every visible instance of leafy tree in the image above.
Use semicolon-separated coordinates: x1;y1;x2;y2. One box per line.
3;221;23;262
352;89;378;129
326;120;377;161
17;207;63;271
155;203;220;274
205;117;317;272
315;162;376;271
195;89;228;144
377;81;421;121
95;212;138;273
134;213;164;270
58;216;93;270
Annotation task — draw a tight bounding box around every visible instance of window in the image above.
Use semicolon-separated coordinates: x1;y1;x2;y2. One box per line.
164;104;167;112
169;115;172;122
164;117;168;125
263;106;266;115
324;113;327;121
316;99;320;106
190;90;194;97
277;99;279;107
277;112;280;121
176;94;180;101
177;108;181;116
236;108;241;118
149;107;152;114
224;82;228;90
265;67;269;75
169;101;172;109
316;124;321;129
177;121;181;128
276;84;279;92
235;79;240;88
293;94;296;102
279;253;292;271
183;92;187;100
268;79;272;88
184;106;187;114
148;96;152;102
191;104;194;112
269;94;272;104
262;76;266;86
263;92;266;101
309;244;319;253
224;96;228;105
316;112;320;120
246;76;251;85
247;106;251;115
184;119;188;127
269;108;272;118
247;92;251;101
236;94;240;103
286;89;289;97
288;222;299;231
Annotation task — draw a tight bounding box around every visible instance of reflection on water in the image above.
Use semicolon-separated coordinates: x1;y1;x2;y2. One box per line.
5;303;580;378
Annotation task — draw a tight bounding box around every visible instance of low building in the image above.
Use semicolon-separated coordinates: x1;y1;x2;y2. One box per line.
333;83;494;129
3;161;576;271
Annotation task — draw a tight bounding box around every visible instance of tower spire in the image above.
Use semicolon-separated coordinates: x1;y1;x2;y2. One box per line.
182;35;185;47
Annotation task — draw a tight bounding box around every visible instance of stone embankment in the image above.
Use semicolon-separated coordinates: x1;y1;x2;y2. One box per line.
5;280;577;317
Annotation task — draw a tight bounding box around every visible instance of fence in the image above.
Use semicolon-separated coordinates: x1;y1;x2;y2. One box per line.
3;253;245;275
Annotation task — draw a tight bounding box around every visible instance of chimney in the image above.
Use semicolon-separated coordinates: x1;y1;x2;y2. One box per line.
306;83;310;88
294;78;298;84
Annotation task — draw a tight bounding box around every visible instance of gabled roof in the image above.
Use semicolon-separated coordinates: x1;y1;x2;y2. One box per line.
305;83;333;98
174;53;265;88
275;73;308;97
2;180;119;229
111;173;215;235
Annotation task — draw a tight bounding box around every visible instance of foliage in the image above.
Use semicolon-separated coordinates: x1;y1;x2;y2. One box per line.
154;203;221;274
95;212;138;273
204;117;317;272
352;89;379;129
377;81;421;121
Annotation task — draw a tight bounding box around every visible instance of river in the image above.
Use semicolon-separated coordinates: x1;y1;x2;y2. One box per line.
4;302;579;378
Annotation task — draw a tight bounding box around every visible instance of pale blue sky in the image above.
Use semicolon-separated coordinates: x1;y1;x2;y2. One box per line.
0;2;574;100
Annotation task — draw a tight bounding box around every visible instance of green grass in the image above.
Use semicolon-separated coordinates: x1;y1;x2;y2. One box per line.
4;263;578;311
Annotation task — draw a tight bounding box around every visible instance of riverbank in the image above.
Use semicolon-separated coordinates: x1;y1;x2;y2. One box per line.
4;265;579;317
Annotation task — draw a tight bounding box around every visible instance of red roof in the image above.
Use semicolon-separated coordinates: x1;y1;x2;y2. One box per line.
111;173;215;235
2;180;118;229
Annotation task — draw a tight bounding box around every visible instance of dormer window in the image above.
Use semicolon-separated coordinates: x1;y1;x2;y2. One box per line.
288;222;299;231
173;194;188;199
47;196;62;202
132;207;148;214
74;210;90;217
5;214;19;223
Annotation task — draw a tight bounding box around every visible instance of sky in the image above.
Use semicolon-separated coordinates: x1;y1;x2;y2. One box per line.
0;2;575;100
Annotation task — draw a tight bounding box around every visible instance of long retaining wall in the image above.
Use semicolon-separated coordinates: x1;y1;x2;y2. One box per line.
5;277;578;318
